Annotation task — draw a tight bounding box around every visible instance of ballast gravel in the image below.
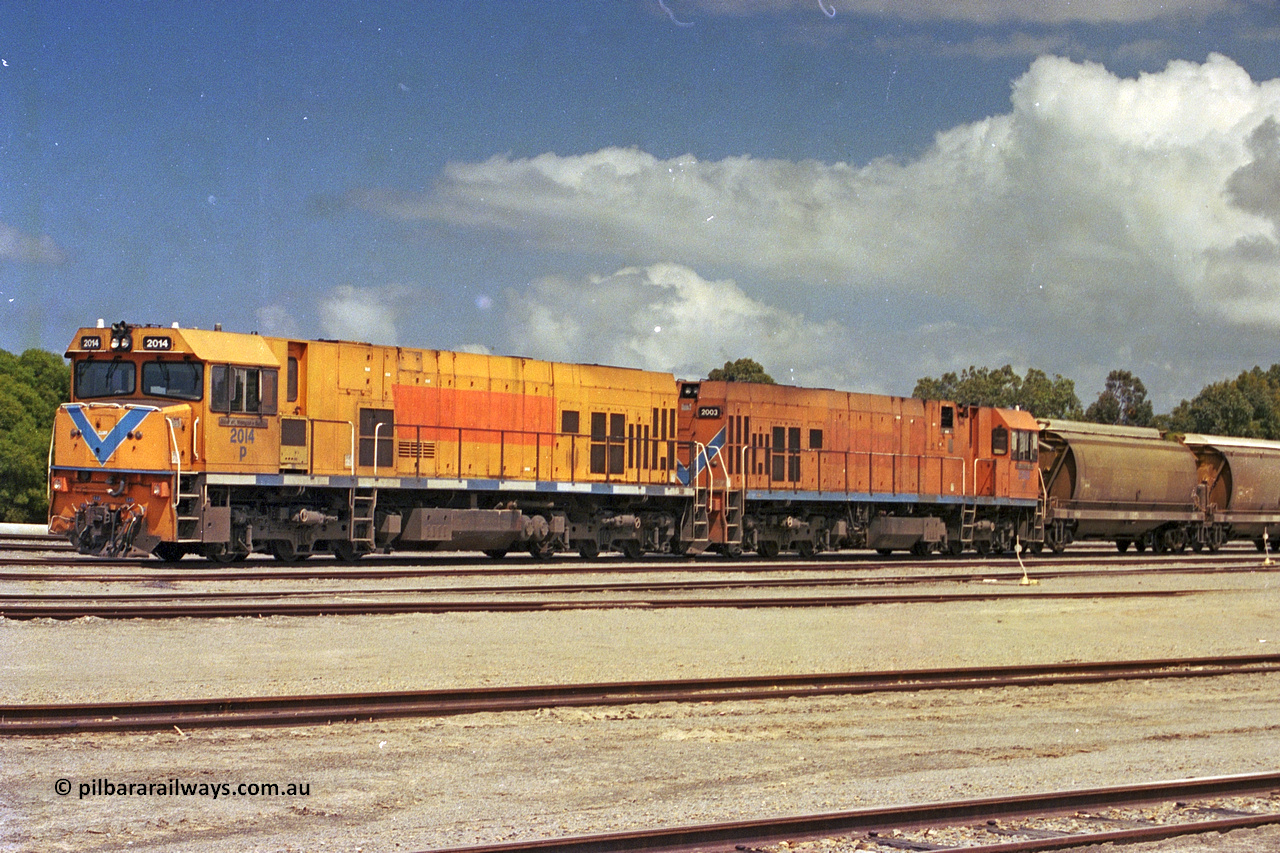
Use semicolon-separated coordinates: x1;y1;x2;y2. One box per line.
1;555;1279;851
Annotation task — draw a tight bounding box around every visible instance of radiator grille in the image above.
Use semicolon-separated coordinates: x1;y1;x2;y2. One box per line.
399;440;436;460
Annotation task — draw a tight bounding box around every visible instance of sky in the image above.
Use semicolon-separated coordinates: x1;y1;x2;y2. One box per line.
4;1;1280;411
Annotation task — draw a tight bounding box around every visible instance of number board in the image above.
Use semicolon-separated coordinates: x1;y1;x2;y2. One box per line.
79;335;103;351
142;336;173;351
697;405;722;418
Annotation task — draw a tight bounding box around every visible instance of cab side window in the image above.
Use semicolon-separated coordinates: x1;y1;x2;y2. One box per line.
991;425;1008;456
211;365;279;415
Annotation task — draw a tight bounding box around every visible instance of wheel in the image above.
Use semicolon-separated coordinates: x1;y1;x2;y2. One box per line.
875;548;894;557
1115;539;1131;553
331;540;363;562
797;541;817;558
528;540;555;560
203;543;239;564
910;541;931;557
484;549;509;560
619;540;644;560
269;540;300;562
757;540;781;559
152;542;187;562
947;540;965;557
720;543;743;559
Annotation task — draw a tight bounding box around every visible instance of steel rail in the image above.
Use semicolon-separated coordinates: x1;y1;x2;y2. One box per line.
4;654;1278;735
0;587;1215;620
0;567;1263;601
2;558;1277;586
409;772;1280;853
0;540;1270;570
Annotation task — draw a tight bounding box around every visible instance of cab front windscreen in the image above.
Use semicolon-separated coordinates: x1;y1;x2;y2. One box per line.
74;360;135;398
74;358;204;401
141;360;203;401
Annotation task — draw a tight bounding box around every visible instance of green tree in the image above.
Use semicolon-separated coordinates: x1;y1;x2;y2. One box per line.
1160;366;1280;439
912;365;1081;419
706;358;775;384
1085;370;1154;427
0;349;70;523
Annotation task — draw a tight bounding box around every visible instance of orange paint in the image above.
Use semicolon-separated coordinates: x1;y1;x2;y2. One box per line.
393;384;557;444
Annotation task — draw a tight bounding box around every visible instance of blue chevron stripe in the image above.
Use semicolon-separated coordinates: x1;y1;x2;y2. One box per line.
675;425;726;486
66;404;151;466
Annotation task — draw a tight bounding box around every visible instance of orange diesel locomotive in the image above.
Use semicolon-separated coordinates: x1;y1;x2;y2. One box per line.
49;321;1044;560
676;379;1042;557
49;321;687;560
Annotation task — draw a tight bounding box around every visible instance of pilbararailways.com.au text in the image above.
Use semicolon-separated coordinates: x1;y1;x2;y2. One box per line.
56;778;311;800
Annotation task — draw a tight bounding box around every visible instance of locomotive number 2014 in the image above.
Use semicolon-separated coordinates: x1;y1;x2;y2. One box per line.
142;336;173;351
229;427;255;459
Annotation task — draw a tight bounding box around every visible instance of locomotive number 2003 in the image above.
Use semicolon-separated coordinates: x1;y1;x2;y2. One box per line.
698;406;722;418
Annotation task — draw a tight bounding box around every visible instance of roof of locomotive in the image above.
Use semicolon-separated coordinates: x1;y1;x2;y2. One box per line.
66;324;279;366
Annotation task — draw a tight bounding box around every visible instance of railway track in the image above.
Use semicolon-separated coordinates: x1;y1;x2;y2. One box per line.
413;772;1280;853
4;654;1277;735
2;547;1277;581
3;531;1275;570
0;585;1217;619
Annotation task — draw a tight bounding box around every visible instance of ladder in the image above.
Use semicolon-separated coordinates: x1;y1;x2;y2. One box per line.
682;483;711;555
1030;469;1048;546
722;485;745;548
960;501;977;548
349;487;377;550
174;474;204;543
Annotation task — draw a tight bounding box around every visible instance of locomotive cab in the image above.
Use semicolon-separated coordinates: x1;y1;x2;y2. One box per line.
49;322;281;556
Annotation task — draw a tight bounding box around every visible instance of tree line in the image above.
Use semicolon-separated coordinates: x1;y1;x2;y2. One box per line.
713;357;1280;440
911;363;1280;439
0;348;70;524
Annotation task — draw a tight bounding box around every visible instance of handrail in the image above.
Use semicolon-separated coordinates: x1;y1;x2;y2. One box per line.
164;414;182;510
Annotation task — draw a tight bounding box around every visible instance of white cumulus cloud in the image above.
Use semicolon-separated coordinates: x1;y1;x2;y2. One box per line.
319;284;409;345
503;264;860;388
361;53;1280;405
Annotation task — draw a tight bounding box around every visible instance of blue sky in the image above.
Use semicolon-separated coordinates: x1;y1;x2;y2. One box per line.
4;1;1280;410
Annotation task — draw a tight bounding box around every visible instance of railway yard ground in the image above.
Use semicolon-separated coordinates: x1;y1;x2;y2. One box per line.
2;542;1280;852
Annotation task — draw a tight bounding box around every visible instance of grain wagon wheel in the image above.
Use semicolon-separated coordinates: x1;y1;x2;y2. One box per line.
756;540;781;559
483;549;509;560
619;539;644;560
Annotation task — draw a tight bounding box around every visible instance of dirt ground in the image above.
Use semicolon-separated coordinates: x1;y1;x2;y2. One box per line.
2;559;1280;851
